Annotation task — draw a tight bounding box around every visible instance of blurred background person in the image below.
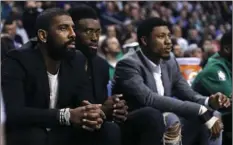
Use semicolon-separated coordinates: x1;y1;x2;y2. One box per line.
100;37;122;80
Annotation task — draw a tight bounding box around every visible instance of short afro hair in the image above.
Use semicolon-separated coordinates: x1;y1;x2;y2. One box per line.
137;17;170;46
35;8;70;32
68;4;98;24
220;31;232;50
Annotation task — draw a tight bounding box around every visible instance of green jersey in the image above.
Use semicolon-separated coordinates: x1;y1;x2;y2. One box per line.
192;53;232;98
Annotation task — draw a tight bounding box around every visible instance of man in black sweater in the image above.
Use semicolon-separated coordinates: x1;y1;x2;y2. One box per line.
69;4;128;124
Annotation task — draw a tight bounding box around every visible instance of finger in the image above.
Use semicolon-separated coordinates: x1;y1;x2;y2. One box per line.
113;114;127;122
112;94;123;102
82;125;95;132
112;94;123;98
82;119;99;126
217;92;223;101
96;117;103;125
211;128;217;140
213;123;221;138
85;112;101;120
223;98;231;108
95;124;102;130
85;104;102;111
99;110;106;119
82;100;91;106
88;109;106;119
113;109;127;115
220;96;227;106
113;101;126;108
113;116;127;123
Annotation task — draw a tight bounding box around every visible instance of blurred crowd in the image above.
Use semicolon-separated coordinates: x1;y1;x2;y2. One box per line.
1;1;232;67
1;1;232;145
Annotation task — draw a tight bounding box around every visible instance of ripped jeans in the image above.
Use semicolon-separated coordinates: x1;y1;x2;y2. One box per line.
162;111;222;145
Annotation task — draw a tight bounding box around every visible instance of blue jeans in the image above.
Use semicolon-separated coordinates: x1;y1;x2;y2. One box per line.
163;111;222;145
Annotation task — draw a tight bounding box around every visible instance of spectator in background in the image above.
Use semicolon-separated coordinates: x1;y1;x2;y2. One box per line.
172;39;184;58
188;44;203;60
1;18;22;49
188;29;201;45
201;39;219;67
15;19;29;44
172;25;188;52
1;1;14;20
99;25;117;44
1;34;15;60
35;1;43;12
100;37;122;80
22;1;40;38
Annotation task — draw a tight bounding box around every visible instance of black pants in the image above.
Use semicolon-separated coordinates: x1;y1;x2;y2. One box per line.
6;122;121;145
122;107;165;145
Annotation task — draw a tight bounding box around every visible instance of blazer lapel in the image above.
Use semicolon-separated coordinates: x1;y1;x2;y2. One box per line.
56;60;73;108
160;61;171;96
137;50;158;93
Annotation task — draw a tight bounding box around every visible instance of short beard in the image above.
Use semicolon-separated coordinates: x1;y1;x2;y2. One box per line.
161;55;171;60
76;40;97;59
46;37;75;61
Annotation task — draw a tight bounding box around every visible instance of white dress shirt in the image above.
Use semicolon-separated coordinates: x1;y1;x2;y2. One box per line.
147;59;164;96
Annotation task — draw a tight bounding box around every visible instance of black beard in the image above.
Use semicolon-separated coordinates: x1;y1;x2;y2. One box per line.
46;37;75;61
161;55;171;60
75;40;97;59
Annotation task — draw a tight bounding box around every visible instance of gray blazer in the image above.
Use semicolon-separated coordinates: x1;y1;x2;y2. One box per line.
112;49;207;118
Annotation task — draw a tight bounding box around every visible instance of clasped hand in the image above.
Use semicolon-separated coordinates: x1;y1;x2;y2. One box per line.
102;94;128;123
69;100;106;132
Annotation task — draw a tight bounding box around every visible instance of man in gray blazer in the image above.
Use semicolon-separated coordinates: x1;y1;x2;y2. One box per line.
112;18;231;145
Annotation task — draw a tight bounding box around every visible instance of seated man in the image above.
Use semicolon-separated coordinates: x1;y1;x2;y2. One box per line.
112;17;231;145
192;32;232;144
69;5;166;145
2;8;120;145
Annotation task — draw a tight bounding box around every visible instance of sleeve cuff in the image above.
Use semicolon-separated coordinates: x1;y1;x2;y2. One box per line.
205;116;219;129
198;105;208;115
204;97;209;107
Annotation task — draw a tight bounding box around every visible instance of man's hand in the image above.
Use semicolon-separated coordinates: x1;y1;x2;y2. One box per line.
101;96;115;117
208;92;231;110
70;101;105;131
209;119;223;140
102;94;128;122
112;94;128;123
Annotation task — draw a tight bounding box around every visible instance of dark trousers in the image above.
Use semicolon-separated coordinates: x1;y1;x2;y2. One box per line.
122;107;165;145
6;122;121;145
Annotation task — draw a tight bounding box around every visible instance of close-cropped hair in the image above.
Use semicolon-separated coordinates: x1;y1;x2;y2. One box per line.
137;17;170;46
220;31;232;51
68;4;98;24
35;8;70;32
